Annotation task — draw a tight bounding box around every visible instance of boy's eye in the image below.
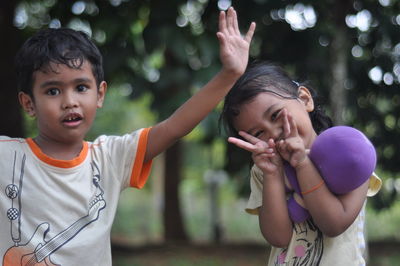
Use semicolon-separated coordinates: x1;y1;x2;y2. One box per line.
46;88;60;96
77;85;88;92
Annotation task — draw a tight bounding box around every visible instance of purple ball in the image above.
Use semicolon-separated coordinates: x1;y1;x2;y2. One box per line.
309;126;376;194
287;195;310;223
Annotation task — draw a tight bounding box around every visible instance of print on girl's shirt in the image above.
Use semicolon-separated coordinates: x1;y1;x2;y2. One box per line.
275;220;323;265
2;153;106;266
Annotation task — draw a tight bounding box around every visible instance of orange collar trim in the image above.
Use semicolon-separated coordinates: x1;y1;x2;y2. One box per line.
26;138;88;168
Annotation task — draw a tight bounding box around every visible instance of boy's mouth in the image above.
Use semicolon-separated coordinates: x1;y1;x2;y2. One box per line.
62;113;83;126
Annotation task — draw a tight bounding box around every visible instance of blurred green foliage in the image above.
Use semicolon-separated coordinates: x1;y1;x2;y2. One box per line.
7;0;400;248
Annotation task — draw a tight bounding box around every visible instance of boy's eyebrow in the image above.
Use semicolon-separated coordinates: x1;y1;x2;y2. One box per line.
39;80;62;88
39;78;93;88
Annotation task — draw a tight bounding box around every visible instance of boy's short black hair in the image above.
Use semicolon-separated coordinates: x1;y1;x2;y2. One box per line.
14;27;104;96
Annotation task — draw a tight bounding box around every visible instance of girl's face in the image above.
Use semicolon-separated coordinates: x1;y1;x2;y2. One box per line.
232;87;317;149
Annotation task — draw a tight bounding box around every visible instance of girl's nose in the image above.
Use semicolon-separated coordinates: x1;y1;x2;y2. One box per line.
268;127;284;142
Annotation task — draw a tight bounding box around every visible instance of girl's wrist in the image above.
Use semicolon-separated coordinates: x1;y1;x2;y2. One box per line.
294;155;311;171
262;167;284;182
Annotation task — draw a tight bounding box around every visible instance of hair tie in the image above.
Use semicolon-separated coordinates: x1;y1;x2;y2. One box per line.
292;80;299;87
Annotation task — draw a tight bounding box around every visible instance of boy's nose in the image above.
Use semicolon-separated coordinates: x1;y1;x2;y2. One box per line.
62;92;79;109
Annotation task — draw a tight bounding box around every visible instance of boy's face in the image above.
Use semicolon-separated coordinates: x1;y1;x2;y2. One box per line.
19;60;106;145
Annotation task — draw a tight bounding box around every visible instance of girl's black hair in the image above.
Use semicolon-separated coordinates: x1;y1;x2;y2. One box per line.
14;27;104;96
220;61;333;137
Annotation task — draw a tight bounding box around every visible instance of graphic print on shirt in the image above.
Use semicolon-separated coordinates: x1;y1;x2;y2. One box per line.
275;220;323;265
3;155;106;266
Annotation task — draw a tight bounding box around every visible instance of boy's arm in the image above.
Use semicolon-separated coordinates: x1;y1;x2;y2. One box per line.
144;7;255;162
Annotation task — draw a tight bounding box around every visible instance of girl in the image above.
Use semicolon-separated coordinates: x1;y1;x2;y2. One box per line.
220;61;381;265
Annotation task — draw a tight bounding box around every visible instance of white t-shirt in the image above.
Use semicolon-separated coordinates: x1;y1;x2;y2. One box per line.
246;165;382;266
0;128;152;266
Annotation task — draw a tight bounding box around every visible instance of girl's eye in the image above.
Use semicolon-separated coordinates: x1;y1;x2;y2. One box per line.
271;110;282;121
77;85;88;92
254;130;263;138
46;88;60;96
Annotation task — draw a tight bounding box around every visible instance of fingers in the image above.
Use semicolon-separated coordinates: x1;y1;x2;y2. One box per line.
227;7;238;35
218;9;227;34
216;31;226;48
287;112;299;137
232;8;240;36
276;108;291;139
244;22;256;43
219;7;235;37
228;134;275;155
219;7;255;43
228;137;257;153
267;138;276;149
278;109;298;139
238;131;262;145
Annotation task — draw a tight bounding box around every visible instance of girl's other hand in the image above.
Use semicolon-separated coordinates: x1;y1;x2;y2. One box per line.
228;131;282;175
276;111;307;168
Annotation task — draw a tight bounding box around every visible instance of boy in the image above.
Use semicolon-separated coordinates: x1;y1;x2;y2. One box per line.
1;7;255;265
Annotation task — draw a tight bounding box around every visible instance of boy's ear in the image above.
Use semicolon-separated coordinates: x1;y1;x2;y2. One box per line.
18;92;36;117
97;81;107;108
298;86;314;112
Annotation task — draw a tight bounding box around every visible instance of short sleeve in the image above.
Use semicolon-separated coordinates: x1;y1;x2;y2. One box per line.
245;165;264;215
92;128;152;189
367;172;382;197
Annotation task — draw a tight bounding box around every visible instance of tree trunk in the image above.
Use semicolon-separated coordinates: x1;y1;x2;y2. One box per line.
0;1;24;137
329;0;351;125
163;140;188;242
330;27;348;125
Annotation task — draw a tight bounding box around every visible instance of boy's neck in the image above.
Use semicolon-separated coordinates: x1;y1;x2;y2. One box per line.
32;136;85;161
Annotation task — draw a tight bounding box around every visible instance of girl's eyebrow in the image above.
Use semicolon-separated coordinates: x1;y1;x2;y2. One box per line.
263;103;279;119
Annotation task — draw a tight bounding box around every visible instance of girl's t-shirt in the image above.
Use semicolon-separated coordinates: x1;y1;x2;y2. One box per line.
246;165;382;266
0;128;152;266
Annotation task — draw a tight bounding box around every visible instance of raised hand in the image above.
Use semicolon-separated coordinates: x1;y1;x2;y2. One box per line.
216;7;256;76
276;110;308;168
228;131;282;175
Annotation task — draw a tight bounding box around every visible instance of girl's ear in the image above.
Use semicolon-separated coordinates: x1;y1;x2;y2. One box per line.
97;81;107;108
298;86;314;112
18;92;36;117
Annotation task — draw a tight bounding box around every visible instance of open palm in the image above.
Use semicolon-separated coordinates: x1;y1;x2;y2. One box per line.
217;7;256;76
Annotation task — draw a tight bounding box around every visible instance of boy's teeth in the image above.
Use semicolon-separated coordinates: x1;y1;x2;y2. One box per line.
65;115;80;121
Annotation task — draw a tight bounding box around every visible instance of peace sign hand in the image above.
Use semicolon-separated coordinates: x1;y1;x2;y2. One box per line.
228;131;282;175
276;110;308;168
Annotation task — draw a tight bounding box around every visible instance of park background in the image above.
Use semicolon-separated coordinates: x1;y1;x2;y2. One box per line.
1;0;400;265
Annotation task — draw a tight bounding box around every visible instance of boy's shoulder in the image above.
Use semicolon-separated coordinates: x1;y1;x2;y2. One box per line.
0;136;27;159
0;136;26;144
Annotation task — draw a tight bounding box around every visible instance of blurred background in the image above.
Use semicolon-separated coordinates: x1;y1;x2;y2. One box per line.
1;0;400;265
